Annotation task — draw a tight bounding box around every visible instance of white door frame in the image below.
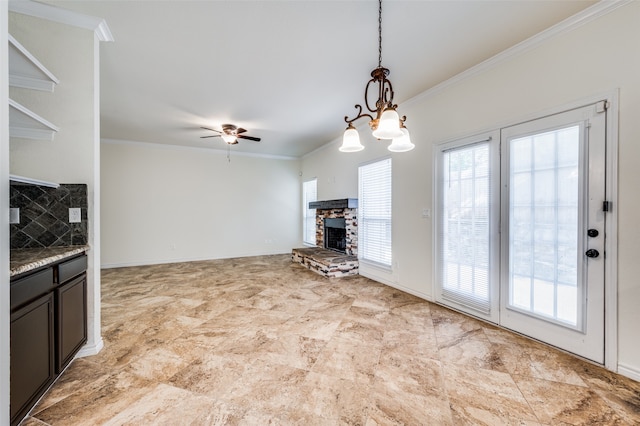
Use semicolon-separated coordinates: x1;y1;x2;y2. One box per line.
432;90;619;371
500;104;605;363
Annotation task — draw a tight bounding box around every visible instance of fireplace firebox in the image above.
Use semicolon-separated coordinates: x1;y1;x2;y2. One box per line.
323;218;347;253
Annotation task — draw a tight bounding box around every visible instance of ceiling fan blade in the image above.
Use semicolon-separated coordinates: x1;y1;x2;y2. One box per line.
200;126;222;133
236;128;248;134
200;135;221;138
238;135;261;142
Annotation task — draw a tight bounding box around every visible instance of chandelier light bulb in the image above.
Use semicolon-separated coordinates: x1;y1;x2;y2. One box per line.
372;108;403;139
339;126;364;152
388;127;415;152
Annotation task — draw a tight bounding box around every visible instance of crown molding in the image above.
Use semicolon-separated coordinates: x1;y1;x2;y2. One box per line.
8;0;114;42
403;0;633;108
101;138;299;161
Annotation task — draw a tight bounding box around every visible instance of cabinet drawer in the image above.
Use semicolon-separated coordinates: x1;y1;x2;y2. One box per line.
10;268;54;311
58;255;87;283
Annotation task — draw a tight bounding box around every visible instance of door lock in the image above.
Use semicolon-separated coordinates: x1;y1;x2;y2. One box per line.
585;249;600;258
587;229;599;238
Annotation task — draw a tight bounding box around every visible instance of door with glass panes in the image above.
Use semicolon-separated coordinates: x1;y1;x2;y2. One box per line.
436;102;607;363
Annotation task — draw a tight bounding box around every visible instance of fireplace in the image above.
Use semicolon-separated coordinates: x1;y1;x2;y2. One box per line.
310;198;358;256
292;198;359;278
324;218;346;253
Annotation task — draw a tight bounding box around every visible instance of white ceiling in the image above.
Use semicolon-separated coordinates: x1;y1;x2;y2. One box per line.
46;0;597;158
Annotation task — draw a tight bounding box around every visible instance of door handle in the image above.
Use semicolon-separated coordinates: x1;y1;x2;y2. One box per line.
585;249;600;258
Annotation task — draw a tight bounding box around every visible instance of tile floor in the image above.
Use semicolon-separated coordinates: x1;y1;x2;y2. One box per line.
22;254;640;425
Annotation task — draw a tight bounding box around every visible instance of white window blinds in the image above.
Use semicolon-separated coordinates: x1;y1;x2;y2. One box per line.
302;179;317;245
438;141;493;315
358;158;392;267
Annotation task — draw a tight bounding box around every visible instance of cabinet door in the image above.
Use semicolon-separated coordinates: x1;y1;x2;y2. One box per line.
10;293;55;425
56;274;87;372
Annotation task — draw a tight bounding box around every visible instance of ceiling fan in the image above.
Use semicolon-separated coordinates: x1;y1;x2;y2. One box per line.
200;124;261;145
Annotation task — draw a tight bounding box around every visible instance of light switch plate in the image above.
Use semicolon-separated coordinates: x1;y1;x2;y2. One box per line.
9;208;19;224
69;208;81;223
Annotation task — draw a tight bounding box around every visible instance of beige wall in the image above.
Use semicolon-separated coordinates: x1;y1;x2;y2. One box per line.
9;13;103;355
101;141;301;267
302;2;640;378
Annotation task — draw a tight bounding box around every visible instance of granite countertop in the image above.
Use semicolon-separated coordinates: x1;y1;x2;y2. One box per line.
10;246;90;277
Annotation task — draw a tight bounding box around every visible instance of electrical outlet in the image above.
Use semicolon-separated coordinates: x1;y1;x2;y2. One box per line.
422;208;431;219
9;208;20;224
69;208;81;223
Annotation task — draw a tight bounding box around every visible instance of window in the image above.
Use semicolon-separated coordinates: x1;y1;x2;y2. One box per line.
302;178;317;245
436;139;497;317
358;158;392;267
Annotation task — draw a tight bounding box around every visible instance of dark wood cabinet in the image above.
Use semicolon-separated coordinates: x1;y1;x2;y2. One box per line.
10;253;87;426
56;274;87;372
10;293;55;424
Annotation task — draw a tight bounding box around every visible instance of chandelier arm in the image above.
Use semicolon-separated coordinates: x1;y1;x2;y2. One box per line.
382;76;395;107
345;104;374;125
364;76;383;114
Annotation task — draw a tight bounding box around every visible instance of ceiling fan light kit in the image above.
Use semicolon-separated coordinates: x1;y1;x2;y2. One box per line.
221;133;237;144
200;123;261;145
340;0;414;153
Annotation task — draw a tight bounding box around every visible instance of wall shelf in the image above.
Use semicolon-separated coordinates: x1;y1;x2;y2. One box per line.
9;99;59;141
8;34;59;92
9;174;60;189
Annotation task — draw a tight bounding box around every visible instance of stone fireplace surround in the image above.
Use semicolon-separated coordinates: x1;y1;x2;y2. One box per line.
311;198;357;256
291;198;359;278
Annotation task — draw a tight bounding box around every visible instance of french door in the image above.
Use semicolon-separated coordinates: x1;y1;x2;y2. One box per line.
436;102;608;363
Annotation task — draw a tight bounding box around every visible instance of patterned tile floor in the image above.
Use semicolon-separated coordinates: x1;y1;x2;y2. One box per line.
23;255;640;425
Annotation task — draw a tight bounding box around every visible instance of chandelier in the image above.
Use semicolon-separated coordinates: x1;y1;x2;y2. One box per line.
339;0;414;153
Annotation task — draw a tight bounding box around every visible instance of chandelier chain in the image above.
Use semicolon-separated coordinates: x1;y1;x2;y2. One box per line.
378;0;382;68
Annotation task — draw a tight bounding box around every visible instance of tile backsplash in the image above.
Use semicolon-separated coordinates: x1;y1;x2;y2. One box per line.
10;183;88;249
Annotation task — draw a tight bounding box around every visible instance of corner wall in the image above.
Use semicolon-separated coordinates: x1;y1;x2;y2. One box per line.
100;141;301;267
302;2;640;379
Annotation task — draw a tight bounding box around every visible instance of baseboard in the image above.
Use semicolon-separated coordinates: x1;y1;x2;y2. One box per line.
359;265;433;303
381;280;434;303
618;362;640;382
76;337;104;358
101;251;291;269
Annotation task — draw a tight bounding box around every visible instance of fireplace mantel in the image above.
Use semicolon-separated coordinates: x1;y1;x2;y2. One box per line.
308;198;358;210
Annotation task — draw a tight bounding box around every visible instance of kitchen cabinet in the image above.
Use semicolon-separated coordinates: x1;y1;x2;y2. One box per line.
10;253;87;426
10;293;55;425
56;272;87;372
